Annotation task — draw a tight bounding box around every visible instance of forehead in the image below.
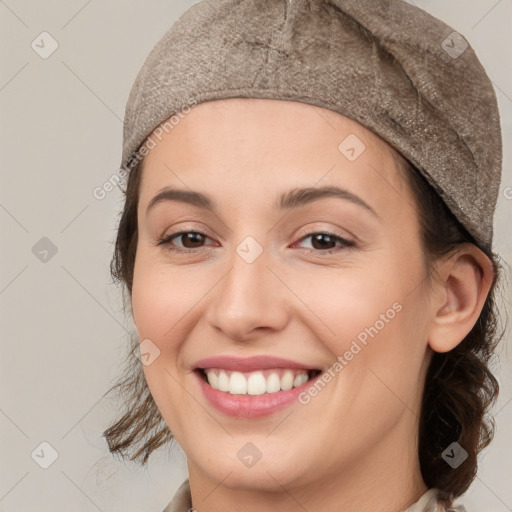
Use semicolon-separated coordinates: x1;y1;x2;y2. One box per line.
137;98;413;216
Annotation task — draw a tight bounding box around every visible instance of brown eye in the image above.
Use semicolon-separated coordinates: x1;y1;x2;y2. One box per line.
176;232;207;248
158;230;214;253
309;233;338;250
294;231;355;255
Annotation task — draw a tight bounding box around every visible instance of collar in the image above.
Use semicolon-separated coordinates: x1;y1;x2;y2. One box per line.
162;480;467;512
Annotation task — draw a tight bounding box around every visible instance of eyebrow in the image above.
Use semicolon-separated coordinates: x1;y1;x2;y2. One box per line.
146;185;378;218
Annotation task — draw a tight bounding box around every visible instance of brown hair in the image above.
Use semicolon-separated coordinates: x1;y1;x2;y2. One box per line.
394;156;507;504
103;151;507;503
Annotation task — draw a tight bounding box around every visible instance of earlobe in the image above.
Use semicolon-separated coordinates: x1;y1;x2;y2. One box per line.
427;244;494;354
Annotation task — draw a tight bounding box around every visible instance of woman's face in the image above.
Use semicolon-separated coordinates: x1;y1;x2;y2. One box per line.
132;98;435;493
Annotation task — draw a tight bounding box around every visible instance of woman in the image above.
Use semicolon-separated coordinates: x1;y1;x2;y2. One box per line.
103;1;505;510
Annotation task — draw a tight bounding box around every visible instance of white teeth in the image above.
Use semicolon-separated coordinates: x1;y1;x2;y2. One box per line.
229;372;247;394
294;373;309;387
247;371;267;395
207;370;218;389
204;368;312;395
266;373;281;393
281;370;294;391
217;371;229;392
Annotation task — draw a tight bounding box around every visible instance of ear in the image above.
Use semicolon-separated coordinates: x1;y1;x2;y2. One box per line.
427;243;495;353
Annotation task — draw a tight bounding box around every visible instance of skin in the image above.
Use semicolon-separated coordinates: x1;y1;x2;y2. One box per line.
131;98;493;512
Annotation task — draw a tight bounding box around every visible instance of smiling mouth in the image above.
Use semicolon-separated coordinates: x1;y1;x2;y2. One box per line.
196;368;322;395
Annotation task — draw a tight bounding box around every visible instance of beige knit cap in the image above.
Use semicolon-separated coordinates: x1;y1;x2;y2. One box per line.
121;0;502;251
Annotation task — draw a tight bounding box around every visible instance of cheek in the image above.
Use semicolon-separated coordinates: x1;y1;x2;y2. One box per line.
310;250;427;394
131;253;198;438
298;259;406;351
131;251;197;339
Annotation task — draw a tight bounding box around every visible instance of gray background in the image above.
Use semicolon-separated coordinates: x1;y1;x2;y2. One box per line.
0;1;511;510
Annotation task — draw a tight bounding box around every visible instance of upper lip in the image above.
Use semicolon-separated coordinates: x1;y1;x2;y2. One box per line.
193;355;320;372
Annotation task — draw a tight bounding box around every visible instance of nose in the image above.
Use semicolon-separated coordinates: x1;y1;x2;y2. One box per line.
204;245;290;343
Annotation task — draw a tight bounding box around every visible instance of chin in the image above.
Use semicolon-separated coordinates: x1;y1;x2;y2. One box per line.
190;442;307;491
213;462;300;491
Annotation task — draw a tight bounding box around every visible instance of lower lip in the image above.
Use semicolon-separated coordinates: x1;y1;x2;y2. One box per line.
194;370;318;418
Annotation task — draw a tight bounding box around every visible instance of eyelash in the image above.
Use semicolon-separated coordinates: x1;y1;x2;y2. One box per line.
156;230;355;256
